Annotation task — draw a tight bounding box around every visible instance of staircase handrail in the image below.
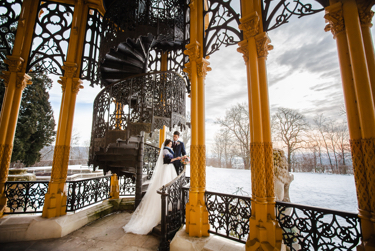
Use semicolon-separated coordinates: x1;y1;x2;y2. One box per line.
157;165;188;250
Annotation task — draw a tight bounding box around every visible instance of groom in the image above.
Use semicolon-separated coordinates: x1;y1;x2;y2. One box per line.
172;131;186;175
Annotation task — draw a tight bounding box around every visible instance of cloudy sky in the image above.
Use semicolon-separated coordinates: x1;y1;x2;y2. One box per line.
47;8;375;152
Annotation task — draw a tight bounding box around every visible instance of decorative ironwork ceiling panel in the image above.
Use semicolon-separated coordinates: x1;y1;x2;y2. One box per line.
168;49;190;92
26;1;74;75
204;0;242;57
0;0;23;71
262;0;329;32
80;9;103;87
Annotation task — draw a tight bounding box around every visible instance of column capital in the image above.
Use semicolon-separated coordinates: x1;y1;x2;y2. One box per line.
58;77;67;93
62;62;78;78
16;73;32;90
237;40;249;64
0;71;11;87
184;42;201;62
4;56;24;72
239;12;260;39
324;2;345;39
189;0;196;11
183;62;192;79
255;32;273;59
357;1;375;27
72;78;84;93
197;57;211;79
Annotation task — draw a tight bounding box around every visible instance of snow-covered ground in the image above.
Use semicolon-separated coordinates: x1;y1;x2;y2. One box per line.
186;166;358;213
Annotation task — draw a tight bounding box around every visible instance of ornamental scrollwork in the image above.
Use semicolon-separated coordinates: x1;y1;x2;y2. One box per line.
239;13;260;39
262;0;328;32
204;0;242;57
26;1;74;75
80;9;103;87
0;0;23;71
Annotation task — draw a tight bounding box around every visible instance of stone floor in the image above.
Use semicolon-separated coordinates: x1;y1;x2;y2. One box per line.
0;211;159;251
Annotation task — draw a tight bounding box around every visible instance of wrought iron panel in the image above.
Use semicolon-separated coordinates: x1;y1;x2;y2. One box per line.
80;9;103;86
206;191;251;243
262;0;328;32
143;143;160;179
204;0;242;57
148;49;162;72
26;1;74;75
66;176;111;211
0;0;23;71
158;169;190;250
101;0;186;61
276;201;361;250
91;71;186;140
4;181;49;213
119;175;136;196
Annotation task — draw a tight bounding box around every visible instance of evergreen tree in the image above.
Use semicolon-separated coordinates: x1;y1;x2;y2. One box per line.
0;72;56;166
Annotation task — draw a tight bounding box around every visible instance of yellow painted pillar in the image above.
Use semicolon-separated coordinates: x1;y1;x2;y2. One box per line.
255;32;277;220
184;0;210;237
358;2;375;108
0;0;38;217
159;125;167;148
237;0;282;249
42;2;87;218
110;173;120;199
158;51;168;148
326;1;375;248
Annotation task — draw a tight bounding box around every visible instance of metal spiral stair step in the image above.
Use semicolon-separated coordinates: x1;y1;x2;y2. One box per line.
104;51;145;68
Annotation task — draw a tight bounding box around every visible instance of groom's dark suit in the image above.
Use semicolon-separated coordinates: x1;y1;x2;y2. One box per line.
172;140;186;174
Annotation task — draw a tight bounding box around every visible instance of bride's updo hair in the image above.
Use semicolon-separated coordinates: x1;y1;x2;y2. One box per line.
164;139;172;147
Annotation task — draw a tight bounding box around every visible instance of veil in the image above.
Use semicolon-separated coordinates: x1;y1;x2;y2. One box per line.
123;142;167;235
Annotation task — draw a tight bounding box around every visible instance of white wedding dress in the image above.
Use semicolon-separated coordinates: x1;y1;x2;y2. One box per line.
123;143;177;235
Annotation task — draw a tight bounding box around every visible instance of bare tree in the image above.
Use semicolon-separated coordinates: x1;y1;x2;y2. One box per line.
215;103;251;169
272;108;309;171
212;128;235;168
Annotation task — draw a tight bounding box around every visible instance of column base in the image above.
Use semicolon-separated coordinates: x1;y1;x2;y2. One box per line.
185;191;209;237
0;183;6;218
42;182;67;218
246;199;282;251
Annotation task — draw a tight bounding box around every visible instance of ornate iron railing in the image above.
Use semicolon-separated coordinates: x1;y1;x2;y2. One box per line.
276;201;361;250
119;175;136;196
158;166;190;251
66;176;111;212
205;191;251;243
89;71;187;162
4;181;49;214
143;143;160;179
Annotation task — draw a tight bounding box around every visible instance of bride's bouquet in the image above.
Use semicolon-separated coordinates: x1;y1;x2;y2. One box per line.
181;156;190;165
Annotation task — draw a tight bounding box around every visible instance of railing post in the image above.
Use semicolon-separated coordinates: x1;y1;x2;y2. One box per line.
159;186;169;251
135;132;144;208
69;182;76;212
110;173;119;199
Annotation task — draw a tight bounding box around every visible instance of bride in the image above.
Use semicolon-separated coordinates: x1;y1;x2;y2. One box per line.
123;139;181;234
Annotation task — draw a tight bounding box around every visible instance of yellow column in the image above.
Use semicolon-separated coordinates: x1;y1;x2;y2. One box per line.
42;2;87;218
358;3;375;108
0;0;38;217
110;173;120;199
255;32;277;221
184;0;210;237
159;125;167;148
237;0;282;249
326;2;375;248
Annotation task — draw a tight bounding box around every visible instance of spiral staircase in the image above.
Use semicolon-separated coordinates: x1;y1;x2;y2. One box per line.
88;0;189;207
